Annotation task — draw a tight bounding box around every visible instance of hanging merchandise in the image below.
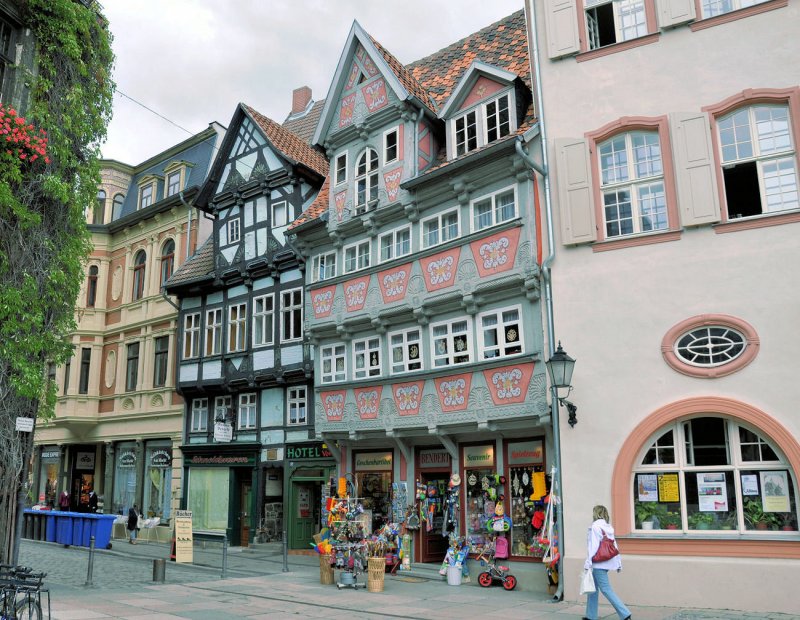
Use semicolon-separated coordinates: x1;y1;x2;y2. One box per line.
391;482;407;524
442;474;461;536
400;533;412;570
487;500;512;532
538;466;560;592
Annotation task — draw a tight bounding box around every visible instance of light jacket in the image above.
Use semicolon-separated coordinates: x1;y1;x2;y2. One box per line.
584;518;622;571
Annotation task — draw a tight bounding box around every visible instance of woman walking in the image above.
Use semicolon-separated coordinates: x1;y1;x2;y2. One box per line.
583;505;631;620
127;503;140;544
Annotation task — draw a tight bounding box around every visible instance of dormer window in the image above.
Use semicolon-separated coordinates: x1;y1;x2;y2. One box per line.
167;170;181;196
138;183;154;210
451;91;514;158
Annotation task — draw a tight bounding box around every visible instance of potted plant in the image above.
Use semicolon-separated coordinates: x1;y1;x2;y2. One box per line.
660;512;681;530
742;498;780;530
718;513;737;530
779;513;797;532
688;512;715;530
634;502;667;529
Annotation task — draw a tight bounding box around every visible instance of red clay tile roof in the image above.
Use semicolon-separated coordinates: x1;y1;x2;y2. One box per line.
289;176;329;231
408;9;529;109
282;99;326;144
368;35;437;112
165;236;215;287
244;104;329;177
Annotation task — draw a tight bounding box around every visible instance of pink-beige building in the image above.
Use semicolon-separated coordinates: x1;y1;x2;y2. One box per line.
529;0;799;613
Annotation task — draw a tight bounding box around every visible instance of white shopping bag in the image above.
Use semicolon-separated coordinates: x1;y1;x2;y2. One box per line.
580;568;596;595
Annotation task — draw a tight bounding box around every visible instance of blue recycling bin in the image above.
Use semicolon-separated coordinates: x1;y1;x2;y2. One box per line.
90;514;116;549
81;518;92;547
71;514;84;546
45;513;56;542
56;513;73;545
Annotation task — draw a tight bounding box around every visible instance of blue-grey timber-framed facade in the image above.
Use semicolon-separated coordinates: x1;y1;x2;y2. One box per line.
166;103;328;546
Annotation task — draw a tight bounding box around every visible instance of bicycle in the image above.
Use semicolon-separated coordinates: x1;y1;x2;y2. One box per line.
0;565;49;620
474;539;517;591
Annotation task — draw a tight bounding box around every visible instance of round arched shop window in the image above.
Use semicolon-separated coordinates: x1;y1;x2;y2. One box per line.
661;314;759;378
675;325;745;367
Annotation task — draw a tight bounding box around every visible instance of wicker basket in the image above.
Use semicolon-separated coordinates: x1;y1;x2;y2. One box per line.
319;554;334;585
367;556;385;592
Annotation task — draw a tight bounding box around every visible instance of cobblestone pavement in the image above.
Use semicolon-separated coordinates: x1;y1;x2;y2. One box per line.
17;540;800;620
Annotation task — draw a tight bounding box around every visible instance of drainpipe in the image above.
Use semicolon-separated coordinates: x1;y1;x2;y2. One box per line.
523;0;564;601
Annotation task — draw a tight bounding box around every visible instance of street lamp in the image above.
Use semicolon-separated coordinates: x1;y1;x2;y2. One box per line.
546;342;578;427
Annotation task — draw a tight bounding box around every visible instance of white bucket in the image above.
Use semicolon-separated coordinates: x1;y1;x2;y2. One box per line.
446;565;462;586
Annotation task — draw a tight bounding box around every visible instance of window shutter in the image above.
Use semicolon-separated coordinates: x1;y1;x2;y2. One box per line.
555;138;596;245
543;0;581;59
656;0;696;29
670;112;721;227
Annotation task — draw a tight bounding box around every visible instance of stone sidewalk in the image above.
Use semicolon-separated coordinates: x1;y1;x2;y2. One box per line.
17;539;800;619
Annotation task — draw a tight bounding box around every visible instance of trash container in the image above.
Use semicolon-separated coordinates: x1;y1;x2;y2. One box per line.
45;513;56;542
56;514;73;545
72;515;84;547
93;514;116;549
446;565;463;586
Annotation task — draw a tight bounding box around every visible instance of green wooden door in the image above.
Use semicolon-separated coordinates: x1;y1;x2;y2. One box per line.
290;482;316;549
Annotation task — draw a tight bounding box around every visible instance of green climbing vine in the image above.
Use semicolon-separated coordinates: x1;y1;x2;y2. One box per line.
0;0;114;564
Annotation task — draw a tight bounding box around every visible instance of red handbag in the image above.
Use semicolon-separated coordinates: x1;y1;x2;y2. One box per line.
592;534;619;563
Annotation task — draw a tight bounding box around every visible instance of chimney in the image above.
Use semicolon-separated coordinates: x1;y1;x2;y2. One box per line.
291;86;312;115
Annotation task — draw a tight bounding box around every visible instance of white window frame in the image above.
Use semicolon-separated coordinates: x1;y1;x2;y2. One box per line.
312;251;337;282
280;288;303;343
334;152;348;186
430;317;473;368
585;0;648;51
205;308;222;356
238;392;257;430
378;225;411;263
287;386;307;426
598;130;668;238
272;200;288;228
190;398;208;433
353;336;382;380
321;343;347;383
166;170;182;197
227;302;247;353
138;182;154;210
227;218;241;244
344;239;371;273
716;103;798;219
421;208;460;249
355;147;379;214
451;91;514;159
700;0;768;19
389;328;423;375
478;305;524;360
471;186;518;232
383;127;400;165
183;312;200;359
214;395;232;422
253;294;274;347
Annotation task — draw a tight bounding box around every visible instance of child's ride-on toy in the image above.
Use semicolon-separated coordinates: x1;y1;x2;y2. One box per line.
476;536;517;591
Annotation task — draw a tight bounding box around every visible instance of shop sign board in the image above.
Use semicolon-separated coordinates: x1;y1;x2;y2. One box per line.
76;451;95;471
214;422;232;443
507;440;543;466
118;451;136;468
354;452;392;471
15;417;33;432
187;454;254;466
149;449;172;468
285;443;332;460
419;449;450;469
40;450;60;461
174;510;193;564
463;445;494;467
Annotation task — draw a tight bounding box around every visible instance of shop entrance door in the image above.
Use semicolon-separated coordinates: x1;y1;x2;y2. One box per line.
239;477;252;547
290;482;318;549
420;473;449;563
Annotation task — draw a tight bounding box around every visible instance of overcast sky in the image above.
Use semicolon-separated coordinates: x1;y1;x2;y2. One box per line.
100;0;525;164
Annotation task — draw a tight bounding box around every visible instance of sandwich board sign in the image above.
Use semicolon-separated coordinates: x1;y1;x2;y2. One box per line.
174;510;193;563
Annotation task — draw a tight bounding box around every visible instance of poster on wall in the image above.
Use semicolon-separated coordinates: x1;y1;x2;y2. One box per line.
741;474;759;496
657;474;680;502
696;472;729;511
760;471;790;512
298;487;311;518
637;474;658;502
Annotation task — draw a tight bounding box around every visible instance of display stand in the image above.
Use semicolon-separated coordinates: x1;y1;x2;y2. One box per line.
329;496;368;590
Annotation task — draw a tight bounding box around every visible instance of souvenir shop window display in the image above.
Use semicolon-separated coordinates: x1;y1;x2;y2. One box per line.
465;470;506;548
508;466;547;557
356;471;391;531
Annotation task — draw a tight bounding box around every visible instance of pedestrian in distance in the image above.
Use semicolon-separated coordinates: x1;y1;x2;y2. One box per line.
88;490;98;513
127;504;140;544
583;505;631;620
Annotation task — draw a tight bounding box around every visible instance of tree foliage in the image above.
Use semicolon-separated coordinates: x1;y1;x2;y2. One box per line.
0;0;114;564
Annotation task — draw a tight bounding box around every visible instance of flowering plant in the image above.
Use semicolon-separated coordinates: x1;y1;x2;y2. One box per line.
0;105;49;180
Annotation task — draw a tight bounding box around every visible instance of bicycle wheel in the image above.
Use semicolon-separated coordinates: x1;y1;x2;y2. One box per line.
14;596;42;620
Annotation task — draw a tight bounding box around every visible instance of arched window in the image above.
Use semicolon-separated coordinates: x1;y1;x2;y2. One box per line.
94;190;106;224
112;194;125;220
354;147;378;214
160;239;175;286
86;265;99;307
632;416;797;533
132;250;146;301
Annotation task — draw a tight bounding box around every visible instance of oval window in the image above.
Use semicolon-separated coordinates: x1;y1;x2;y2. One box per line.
662;315;759;378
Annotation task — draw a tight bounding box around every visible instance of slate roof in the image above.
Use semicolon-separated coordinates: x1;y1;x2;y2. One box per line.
165;236;215;288
289;175;329;231
282;99;326;144
243;104;329;177
408;9;529;109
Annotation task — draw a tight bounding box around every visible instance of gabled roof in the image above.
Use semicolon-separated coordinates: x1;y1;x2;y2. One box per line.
437;61;521;119
408;9;529;109
367;34;436;112
164;236;215;290
289;176;329;232
282;99;326;144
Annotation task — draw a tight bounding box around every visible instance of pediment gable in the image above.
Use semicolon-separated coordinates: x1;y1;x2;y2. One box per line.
438;61;519;120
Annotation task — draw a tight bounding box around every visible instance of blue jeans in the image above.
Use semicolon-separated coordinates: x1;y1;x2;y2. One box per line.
585;568;631;620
